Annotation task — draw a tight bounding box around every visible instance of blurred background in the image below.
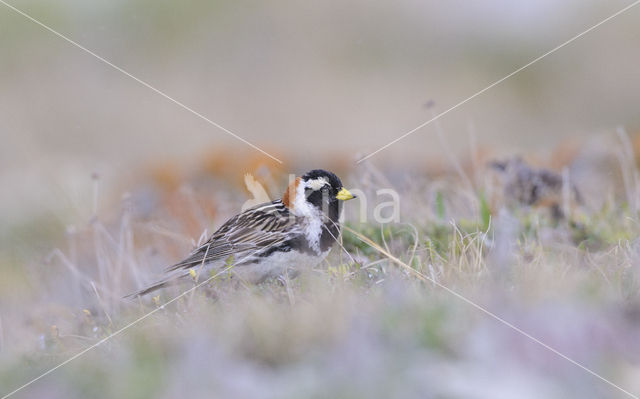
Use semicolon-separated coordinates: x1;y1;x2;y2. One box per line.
2;1;640;398
2;0;640;229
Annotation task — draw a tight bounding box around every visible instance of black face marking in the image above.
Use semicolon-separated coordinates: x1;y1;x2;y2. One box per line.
301;169;344;215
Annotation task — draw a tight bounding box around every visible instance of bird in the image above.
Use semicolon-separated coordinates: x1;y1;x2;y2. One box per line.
128;169;356;297
488;157;583;220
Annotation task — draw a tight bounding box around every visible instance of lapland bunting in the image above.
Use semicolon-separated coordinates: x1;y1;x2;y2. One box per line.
129;169;355;296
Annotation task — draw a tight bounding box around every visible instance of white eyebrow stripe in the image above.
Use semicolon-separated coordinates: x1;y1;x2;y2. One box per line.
306;177;328;191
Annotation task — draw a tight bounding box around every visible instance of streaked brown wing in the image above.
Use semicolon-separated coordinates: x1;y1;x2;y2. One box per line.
165;201;298;272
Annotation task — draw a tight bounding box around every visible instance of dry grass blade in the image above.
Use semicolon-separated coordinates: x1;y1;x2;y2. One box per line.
341;225;640;399
342;225;425;281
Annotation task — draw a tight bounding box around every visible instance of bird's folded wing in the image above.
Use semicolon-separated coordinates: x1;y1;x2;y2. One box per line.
165;201;298;272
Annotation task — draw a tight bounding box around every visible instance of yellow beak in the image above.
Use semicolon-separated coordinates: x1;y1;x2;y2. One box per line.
336;187;356;201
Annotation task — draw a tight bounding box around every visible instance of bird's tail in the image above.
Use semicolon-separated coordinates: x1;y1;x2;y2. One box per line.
124;273;187;299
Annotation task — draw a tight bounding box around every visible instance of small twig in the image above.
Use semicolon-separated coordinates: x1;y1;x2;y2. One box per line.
380;224;391;254
90;281;113;327
405;223;420;268
323;217;360;268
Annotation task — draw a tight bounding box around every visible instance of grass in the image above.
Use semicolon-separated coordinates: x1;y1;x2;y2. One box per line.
2;156;640;399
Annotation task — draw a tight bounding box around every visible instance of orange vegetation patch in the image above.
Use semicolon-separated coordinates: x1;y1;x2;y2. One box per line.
149;161;182;192
200;147;287;186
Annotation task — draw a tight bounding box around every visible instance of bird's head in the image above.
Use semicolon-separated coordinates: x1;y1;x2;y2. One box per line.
282;169;355;217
